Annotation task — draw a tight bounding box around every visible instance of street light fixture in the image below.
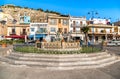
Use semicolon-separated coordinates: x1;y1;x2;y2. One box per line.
88;11;98;45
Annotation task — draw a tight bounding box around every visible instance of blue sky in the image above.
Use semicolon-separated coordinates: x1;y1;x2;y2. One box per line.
1;0;120;22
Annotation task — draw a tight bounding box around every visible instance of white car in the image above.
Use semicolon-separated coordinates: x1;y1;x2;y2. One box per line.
107;40;120;46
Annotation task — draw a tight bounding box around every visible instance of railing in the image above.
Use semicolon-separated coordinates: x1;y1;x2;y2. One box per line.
71;25;82;28
9;32;16;35
88;31;113;34
20;32;27;35
37;42;80;50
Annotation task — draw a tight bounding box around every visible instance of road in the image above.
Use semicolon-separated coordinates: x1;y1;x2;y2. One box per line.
103;46;120;55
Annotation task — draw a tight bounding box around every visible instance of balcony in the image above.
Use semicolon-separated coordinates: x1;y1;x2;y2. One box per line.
35;31;48;34
70;31;82;34
9;32;16;35
71;24;82;28
88;30;113;35
20;32;27;35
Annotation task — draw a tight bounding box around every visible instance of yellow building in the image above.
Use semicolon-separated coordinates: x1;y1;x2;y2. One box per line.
0;11;13;40
48;15;69;41
88;24;114;43
6;23;29;39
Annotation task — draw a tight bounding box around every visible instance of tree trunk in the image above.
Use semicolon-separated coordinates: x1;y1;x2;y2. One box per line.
85;33;88;46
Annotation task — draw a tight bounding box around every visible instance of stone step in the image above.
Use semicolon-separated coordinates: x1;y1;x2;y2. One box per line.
1;51;119;70
10;52;108;58
6;54;112;62
0;56;15;64
5;56;116;67
43;60;120;70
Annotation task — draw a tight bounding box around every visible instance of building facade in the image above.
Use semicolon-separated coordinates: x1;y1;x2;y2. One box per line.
69;16;87;41
88;18;114;44
48;15;69;41
6;24;29;40
29;23;48;41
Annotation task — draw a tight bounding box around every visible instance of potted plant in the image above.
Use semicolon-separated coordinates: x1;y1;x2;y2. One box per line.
1;40;7;48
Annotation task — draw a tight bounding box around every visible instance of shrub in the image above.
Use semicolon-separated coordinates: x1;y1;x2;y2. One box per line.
14;46;101;54
80;46;101;53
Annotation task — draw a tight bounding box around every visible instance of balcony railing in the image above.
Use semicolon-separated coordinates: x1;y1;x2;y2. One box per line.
20;32;27;35
71;24;83;28
35;31;48;34
88;31;113;34
9;32;16;35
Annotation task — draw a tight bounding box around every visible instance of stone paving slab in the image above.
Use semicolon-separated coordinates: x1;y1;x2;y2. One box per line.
0;45;13;56
0;61;120;79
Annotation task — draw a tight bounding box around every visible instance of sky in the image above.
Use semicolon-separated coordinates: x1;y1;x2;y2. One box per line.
1;0;120;22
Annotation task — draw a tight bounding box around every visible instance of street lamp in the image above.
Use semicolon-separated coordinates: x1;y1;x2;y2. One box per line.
88;11;98;45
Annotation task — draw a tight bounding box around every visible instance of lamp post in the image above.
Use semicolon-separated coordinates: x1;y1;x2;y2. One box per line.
88;11;98;45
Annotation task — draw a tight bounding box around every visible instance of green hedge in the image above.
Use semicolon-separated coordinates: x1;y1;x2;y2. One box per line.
14;46;102;54
0;39;25;45
80;46;101;53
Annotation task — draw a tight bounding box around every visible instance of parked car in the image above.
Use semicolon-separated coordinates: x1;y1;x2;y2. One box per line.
24;40;36;44
107;40;120;46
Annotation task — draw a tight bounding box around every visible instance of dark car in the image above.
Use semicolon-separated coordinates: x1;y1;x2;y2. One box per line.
24;40;36;44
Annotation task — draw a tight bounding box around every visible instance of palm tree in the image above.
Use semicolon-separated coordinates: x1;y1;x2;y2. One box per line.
81;26;89;46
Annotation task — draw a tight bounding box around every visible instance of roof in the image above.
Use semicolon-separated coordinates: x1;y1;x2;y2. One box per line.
114;21;120;26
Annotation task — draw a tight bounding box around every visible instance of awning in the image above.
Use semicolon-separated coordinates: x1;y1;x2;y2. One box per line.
28;35;34;38
5;35;25;39
29;34;47;38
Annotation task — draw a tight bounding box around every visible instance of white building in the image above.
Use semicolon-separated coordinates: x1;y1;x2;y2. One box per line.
29;23;48;41
89;18;111;25
88;18;114;43
69;16;87;40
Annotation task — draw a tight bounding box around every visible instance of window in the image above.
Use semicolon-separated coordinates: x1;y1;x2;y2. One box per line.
50;27;56;32
31;28;34;32
58;28;62;33
80;21;83;26
87;21;90;25
50;19;57;25
73;27;76;32
22;29;26;34
64;28;67;34
38;28;47;33
27;29;29;32
73;21;75;25
62;19;69;25
59;19;61;23
12;29;15;34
